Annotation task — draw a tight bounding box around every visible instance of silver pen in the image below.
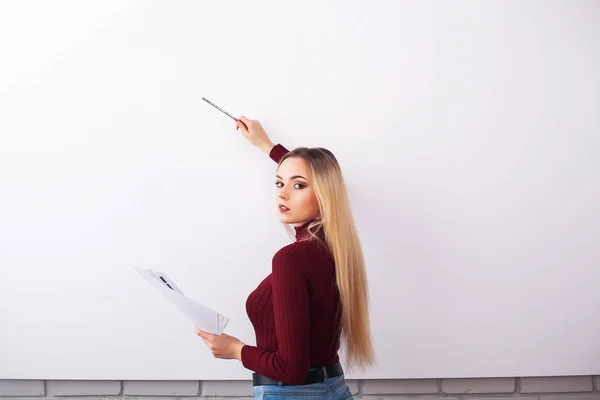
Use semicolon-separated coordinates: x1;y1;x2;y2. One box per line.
202;97;239;122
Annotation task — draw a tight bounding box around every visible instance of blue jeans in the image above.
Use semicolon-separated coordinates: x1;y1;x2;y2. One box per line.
253;374;354;400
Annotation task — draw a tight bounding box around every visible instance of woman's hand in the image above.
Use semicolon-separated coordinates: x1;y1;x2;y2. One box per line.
236;116;275;154
195;326;246;361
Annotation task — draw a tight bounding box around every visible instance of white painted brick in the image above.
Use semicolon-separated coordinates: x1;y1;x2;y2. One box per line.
345;379;359;395
539;396;600;400
521;376;593;393
442;377;515;394
363;379;438;394
48;380;121;396
188;398;248;400
469;397;539;400
201;381;252;396
123;380;199;396
0;397;53;400
51;397;181;400
200;378;356;397
195;398;249;400
363;396;458;400
0;380;44;396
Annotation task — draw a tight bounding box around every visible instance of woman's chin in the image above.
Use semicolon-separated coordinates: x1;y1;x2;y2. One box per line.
278;213;293;223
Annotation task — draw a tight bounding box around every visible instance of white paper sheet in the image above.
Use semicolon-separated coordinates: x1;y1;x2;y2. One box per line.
134;266;229;335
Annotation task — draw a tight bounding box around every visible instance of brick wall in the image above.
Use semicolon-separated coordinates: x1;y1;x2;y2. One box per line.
1;376;599;399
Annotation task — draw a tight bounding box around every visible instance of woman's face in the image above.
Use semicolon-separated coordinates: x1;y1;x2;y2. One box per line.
275;156;320;227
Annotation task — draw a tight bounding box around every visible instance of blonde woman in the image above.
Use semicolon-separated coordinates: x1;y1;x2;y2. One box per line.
196;116;375;399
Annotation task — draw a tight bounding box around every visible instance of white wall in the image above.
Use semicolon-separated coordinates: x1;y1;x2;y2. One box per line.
1;0;599;380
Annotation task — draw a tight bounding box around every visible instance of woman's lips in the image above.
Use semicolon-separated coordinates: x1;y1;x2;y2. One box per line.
279;204;290;213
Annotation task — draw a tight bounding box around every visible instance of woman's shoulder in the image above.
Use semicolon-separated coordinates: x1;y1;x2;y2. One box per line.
272;238;333;272
273;239;312;261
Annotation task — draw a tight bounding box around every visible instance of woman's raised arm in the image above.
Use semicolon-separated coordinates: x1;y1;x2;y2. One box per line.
236;116;289;163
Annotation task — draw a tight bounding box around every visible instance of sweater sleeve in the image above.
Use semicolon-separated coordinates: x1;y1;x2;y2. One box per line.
269;143;290;164
240;247;311;384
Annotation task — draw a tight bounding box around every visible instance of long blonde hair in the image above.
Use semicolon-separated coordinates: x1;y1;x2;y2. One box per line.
278;147;376;372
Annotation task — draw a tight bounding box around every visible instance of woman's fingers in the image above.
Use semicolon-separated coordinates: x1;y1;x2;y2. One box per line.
195;326;209;339
237;117;250;131
235;115;270;153
195;326;218;344
236;120;249;136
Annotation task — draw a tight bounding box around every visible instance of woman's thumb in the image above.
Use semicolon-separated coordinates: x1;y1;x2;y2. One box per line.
236;120;249;136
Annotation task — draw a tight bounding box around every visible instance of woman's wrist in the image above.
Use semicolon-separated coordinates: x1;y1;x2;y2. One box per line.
262;141;275;155
236;343;246;361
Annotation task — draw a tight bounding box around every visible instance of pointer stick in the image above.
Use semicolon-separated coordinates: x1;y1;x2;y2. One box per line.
202;97;240;122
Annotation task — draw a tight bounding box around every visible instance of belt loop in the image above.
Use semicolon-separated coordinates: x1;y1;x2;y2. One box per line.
323;366;328;382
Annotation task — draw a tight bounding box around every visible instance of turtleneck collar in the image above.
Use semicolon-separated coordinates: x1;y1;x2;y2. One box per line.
294;219;324;241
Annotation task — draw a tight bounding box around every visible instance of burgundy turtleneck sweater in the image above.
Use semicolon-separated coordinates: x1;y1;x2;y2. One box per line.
240;143;342;385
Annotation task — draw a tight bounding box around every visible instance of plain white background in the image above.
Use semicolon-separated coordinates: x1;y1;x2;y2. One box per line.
0;0;599;380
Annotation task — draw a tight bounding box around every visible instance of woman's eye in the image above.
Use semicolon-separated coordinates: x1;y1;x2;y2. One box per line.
275;182;305;189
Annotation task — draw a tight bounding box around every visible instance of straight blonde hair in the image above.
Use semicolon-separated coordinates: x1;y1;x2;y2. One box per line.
278;147;376;372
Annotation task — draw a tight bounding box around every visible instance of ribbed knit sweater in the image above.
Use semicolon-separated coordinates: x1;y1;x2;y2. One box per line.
240;143;342;385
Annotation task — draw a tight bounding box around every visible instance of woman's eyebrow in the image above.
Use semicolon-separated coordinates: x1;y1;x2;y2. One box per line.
276;174;308;181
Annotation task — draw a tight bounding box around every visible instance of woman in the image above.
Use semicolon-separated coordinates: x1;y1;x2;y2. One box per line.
195;116;375;399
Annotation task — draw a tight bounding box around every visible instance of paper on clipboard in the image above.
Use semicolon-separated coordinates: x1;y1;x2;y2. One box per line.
134;266;230;335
